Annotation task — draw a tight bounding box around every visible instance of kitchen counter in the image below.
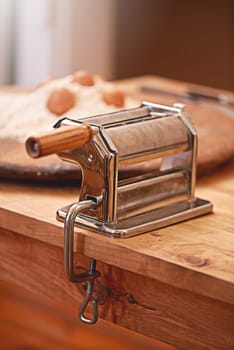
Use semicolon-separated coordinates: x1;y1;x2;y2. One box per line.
0;77;233;350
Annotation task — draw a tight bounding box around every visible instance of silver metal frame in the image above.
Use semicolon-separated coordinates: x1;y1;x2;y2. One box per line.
57;102;212;238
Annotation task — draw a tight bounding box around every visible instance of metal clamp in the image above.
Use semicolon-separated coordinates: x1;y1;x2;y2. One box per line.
79;259;99;324
64;200;100;324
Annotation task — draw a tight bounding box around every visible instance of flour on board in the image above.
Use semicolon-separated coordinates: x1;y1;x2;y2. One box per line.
0;74;139;142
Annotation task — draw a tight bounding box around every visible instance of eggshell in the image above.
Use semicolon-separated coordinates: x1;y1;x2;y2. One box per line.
47;88;75;115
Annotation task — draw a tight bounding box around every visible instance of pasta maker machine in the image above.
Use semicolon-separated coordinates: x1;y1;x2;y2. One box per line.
26;101;213;324
53;101;212;238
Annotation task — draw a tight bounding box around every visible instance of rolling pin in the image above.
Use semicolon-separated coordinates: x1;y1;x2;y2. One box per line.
26;124;97;158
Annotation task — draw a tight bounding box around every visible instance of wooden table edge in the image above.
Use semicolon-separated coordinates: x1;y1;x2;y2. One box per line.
0;205;233;306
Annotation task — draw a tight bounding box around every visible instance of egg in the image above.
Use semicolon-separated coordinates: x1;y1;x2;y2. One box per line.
102;88;125;107
47;88;75;115
71;70;95;86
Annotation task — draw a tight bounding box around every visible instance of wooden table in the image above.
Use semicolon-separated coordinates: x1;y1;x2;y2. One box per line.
0;77;234;350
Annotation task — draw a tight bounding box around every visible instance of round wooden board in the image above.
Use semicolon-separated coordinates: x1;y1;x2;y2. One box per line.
0;80;233;183
0;138;160;182
0;138;81;182
1;103;233;183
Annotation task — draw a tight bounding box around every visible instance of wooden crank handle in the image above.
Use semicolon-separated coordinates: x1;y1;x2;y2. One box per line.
26;124;97;158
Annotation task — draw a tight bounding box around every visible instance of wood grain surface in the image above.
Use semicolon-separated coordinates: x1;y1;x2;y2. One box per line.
0;75;233;181
0;281;172;350
0;226;233;350
0;163;233;348
0;163;233;305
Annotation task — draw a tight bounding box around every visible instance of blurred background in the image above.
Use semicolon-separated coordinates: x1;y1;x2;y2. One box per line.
0;1;233;349
0;0;233;89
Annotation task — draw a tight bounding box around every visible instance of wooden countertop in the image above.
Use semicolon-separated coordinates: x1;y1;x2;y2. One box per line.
0;161;233;305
